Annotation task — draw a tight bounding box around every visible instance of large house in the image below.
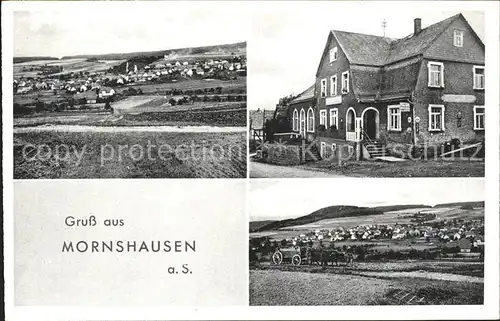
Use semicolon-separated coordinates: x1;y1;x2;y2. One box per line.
288;14;485;159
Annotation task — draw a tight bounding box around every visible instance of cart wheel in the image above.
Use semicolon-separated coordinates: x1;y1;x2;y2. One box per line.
291;254;301;266
272;251;283;265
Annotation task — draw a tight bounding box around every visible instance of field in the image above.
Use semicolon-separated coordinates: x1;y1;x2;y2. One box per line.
249;206;484;240
14;130;246;179
116;77;246;95
299;159;484;177
250;261;484;305
14;58;124;78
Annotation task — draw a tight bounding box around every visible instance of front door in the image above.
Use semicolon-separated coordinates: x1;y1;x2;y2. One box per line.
355;118;363;142
363;109;378;139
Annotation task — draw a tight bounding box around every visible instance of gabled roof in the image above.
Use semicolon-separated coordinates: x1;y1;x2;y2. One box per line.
290;84;315;104
332;31;393;66
321;13;480;70
385;14;460;64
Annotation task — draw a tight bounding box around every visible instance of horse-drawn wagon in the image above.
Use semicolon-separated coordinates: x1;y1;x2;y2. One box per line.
271;246;308;266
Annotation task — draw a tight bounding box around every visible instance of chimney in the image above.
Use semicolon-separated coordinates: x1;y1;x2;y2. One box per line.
414;18;422;35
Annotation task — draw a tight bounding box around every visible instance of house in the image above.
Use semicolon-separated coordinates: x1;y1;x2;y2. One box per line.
288;85;316;139
99;86;115;98
250;109;275;139
75;90;98;104
288;14;484;159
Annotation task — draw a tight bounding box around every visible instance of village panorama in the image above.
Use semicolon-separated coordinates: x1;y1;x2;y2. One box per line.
250;13;485;178
250;200;484;306
13;41;247;179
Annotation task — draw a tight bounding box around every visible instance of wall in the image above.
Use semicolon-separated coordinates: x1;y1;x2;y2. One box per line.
314;137;356;162
413;58;485;145
264;143;304;165
424;17;484;64
315;33;358;140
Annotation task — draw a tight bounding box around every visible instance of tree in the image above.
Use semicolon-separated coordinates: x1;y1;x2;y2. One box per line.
104;100;111;110
35;100;45;113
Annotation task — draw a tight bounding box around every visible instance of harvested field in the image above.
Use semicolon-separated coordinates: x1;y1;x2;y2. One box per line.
249;265;484;305
116;77;246;95
14;131;246;179
121;107;246;127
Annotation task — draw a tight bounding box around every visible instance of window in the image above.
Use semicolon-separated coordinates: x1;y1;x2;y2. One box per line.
387;105;401;131
307;107;315;132
329;47;338;63
473;66;485;90
330;75;337;96
320;79;327;97
341;71;349;93
428;62;444;87
300;109;306;134
330;108;339;130
320;110;327;126
453;30;464;47
474;106;485;130
428;104;445;131
292;109;298;131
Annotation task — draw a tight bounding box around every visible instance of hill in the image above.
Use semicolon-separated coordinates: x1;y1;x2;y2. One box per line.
434;201;485;208
251;204;435;232
14;56;59;64
60;41;246;60
249;220;277;232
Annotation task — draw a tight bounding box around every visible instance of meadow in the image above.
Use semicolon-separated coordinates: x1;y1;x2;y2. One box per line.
250;261;484;305
14;130;246;179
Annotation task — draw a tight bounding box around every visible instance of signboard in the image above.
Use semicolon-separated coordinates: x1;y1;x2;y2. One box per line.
442;94;476;103
399;102;410;112
325;95;342;106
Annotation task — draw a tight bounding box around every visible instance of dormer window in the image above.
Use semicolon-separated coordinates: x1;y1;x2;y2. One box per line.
329;47;338;63
453;30;464;47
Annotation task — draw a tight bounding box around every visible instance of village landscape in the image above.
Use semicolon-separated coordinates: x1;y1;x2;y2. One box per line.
13;42;247;178
250;13;485;178
249;201;484;306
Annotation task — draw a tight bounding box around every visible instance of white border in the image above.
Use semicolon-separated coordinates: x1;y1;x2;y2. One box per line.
3;1;500;320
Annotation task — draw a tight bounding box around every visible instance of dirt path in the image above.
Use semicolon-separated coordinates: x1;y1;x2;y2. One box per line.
250;161;345;178
355;270;483;283
14;124;247;133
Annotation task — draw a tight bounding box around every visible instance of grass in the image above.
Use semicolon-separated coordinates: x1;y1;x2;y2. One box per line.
299;159;484;177
116;77;246;95
14;131;246;179
249;263;484;305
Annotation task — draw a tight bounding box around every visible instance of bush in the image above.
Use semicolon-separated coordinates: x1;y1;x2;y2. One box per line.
168;98;177;106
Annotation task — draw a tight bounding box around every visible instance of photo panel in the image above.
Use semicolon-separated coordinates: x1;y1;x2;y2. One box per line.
12;7;247;179
249;10;486;179
249;178;485;306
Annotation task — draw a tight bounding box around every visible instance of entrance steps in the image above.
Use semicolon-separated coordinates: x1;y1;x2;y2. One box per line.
363;140;388;158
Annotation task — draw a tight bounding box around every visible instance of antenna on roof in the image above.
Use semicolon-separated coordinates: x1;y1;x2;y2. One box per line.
381;19;387;37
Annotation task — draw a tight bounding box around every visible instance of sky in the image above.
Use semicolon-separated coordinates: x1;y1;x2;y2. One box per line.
13;5;249;58
13;3;484;110
250;179;484;221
